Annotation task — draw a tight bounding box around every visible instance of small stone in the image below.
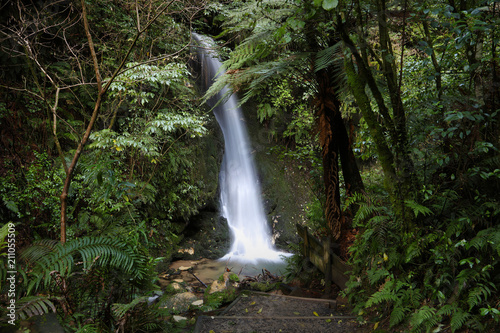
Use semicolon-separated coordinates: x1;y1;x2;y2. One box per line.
192;300;204;306
173;315;187;322
209;280;227;294
171;282;183;290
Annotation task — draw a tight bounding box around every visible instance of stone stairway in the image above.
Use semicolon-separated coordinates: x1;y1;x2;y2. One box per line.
193;291;360;333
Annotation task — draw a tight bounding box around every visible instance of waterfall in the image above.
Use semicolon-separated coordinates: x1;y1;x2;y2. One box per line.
191;33;289;263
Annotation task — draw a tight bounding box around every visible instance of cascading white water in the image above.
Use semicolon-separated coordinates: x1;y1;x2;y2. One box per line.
192;33;289;264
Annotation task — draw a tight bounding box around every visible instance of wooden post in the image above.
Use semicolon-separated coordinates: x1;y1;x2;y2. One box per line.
303;226;310;259
324;236;332;295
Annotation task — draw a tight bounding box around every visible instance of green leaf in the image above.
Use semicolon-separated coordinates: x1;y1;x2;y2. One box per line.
4;200;19;214
322;0;338;10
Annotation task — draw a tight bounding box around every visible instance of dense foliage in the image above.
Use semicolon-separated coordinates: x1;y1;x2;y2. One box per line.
1;0;499;332
209;0;500;331
1;0;212;331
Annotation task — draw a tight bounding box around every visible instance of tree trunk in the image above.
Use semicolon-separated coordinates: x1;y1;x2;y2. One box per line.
315;66;364;239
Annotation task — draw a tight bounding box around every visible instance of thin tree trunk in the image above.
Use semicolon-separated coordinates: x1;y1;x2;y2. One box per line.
335;111;364;198
344;58;403;216
60;0;175;242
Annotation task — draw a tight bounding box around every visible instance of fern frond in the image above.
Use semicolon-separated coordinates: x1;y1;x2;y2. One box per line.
315;42;343;73
367;267;389;285
467;283;494;310
390;303;408;327
74;324;100;333
450;308;470;332
16;296;59;320
20;239;59;264
365;280;397;307
23;236;148;293
404;200;433;218
112;296;149;319
405;241;422;263
436;304;456;317
409;305;438;333
353;203;380;226
0;222;11;243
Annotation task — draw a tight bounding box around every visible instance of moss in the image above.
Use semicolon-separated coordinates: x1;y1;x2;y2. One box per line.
229;273;240;282
164;282;186;294
248;281;278;292
203;286;238;307
218;272;239;282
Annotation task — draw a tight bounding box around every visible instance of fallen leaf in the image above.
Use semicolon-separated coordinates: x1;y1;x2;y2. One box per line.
293;312;300;315
313;311;319;317
326;319;331;323
245;308;248;313
250;301;256;305
257;308;262;314
374;322;379;330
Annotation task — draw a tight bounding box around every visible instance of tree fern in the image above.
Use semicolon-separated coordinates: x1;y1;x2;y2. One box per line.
314;42;343;73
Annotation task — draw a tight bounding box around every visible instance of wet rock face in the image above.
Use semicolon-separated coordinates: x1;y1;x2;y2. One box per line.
176;212;230;260
243;102;312;249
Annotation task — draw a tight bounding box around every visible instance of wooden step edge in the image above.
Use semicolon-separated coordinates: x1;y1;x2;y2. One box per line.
197;315;358;320
240;291;338;304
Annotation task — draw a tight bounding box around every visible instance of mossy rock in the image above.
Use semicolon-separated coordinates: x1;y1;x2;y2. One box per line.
203;286;238;307
164;282;187;294
219;272;239;283
247;281;279;292
204;272;239;307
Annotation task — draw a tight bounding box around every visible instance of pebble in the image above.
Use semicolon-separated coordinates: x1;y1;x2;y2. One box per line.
173;315;187;322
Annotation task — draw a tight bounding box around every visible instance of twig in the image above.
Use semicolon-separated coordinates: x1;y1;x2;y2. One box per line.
188;269;207;288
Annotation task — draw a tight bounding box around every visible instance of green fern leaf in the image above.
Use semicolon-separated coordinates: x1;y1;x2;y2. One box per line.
450;308;470;332
390;304;408;327
112;296;150;319
16;296;58;320
365;280;397;307
21;236;148;293
409;305;438;332
405;200;433;218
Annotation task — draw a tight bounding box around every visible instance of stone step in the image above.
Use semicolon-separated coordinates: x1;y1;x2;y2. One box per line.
194;291;359;333
194;315;359;332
